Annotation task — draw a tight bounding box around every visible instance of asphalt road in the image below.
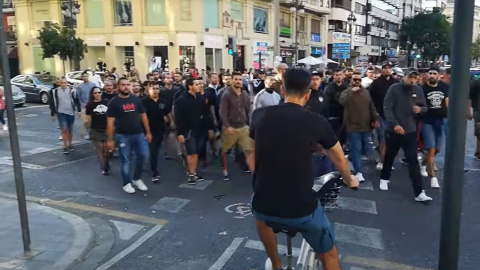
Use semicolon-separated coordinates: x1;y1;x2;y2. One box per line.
0;103;479;270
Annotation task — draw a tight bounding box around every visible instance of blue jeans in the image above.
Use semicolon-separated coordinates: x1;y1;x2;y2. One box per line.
421;120;443;150
116;134;150;186
348;131;372;174
0;110;5;125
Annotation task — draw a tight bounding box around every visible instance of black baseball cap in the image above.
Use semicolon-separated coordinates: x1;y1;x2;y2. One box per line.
382;63;392;69
428;66;440;73
311;70;322;77
407;68;419;77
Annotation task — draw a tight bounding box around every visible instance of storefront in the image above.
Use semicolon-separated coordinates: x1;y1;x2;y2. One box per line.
203;35;223;73
144;34;169;72
177;33;197;72
280;47;295;66
252;41;272;69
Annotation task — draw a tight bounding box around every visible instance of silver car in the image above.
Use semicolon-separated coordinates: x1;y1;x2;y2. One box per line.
1;85;26;107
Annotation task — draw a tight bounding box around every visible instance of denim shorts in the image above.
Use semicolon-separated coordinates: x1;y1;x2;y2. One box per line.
250;195;336;254
57;113;75;131
421;121;443;150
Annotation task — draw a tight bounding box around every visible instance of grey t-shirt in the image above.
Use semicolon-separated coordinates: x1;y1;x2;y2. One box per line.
57;88;74;116
253;89;281;111
77;82;96;107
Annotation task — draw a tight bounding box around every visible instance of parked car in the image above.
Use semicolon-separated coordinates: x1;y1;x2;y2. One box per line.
66;71;105;88
0;85;26;107
11;74;56;104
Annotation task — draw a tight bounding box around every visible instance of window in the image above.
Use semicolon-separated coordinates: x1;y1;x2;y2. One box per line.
12;76;25;83
355;25;366;35
204;0;219;28
332;0;352;10
371;0;398;16
180;0;191;21
179;46;196;71
311;19;321;34
279;12;291;38
231;0;244;21
86;0;105;28
146;0;166;26
114;0;133;26
298;16;306;32
124;46;135;67
386;22;399;32
253;7;268;33
355;3;365;14
329;20;347;32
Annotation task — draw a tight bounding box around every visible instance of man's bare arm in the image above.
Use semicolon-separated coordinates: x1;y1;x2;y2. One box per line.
326;142;357;187
107;117;116;141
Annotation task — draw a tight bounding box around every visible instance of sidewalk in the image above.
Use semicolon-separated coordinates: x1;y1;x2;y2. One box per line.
0;197;93;270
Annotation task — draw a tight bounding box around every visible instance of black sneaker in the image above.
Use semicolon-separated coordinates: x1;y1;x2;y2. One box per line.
188;174;196;185
400;158;409;165
194;174;204;182
63;148;69;155
152;174;161;183
69;146;75;152
102;170;109;176
223;173;230;181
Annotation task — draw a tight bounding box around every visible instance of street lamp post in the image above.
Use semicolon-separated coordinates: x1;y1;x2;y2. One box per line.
290;1;305;65
347;11;357;66
378;27;383;64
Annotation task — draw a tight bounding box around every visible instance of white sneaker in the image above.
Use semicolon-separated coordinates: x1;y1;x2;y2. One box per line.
379;179;389;190
415;190;433;202
355;172;365;182
431;177;440;189
123;183;135;194
132;179;148;191
59;135;62;140
376;162;383;171
420;166;428;177
2;126;7;131
84;134;90;140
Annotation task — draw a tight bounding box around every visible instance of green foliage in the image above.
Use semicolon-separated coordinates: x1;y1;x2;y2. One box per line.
399;12;452;61
472;37;480;61
37;22;88;63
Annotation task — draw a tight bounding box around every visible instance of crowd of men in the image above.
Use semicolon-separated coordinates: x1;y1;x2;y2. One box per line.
45;63;480;201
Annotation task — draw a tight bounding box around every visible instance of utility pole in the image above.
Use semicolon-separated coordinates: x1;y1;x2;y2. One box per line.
69;0;78;71
438;0;475;269
273;0;280;58
0;0;31;254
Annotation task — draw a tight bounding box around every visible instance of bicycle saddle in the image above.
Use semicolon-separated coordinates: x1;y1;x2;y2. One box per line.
266;222;305;238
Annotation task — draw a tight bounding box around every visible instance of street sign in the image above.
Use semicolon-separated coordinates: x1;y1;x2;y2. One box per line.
332;54;351;59
333;43;350;48
332;49;350;54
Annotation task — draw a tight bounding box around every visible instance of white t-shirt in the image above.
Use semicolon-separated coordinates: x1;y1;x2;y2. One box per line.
361;77;373;88
90;74;103;87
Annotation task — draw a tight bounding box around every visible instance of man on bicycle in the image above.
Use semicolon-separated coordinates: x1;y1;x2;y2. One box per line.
249;68;359;270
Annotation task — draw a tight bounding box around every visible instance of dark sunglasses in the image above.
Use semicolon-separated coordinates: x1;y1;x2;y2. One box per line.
93;91;102;94
352;78;362;82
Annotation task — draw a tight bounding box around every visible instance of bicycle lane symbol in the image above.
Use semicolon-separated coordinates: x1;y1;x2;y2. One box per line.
224;203;252;219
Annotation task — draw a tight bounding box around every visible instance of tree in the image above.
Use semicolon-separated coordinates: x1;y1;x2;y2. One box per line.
37;23;87;74
399;12;452;63
472;37;480;63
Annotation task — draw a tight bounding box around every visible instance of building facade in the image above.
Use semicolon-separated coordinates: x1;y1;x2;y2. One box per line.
327;0;422;65
13;0;330;77
444;1;480;44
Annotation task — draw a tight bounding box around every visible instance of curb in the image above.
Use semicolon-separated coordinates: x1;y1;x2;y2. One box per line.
1;195;95;270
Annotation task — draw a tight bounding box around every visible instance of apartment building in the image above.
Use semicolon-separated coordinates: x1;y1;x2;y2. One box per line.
13;0;330;77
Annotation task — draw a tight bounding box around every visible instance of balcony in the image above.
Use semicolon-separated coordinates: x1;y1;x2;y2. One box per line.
6;31;17;44
281;0;331;16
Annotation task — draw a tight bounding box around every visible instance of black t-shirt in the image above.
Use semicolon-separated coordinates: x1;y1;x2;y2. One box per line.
160;86;179;113
106;95;145;135
470;80;480;111
102;92;117;102
142;96;169;135
85;100;109;131
250;103;338;218
422;83;449;122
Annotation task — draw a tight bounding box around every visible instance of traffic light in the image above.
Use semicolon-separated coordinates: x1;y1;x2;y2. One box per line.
416;54;421;59
228;37;236;56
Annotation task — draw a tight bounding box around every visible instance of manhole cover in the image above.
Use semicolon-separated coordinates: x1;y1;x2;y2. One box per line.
21;143;96;167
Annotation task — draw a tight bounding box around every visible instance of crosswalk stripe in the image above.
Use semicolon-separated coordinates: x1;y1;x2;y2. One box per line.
179;180;213;190
243;239;301;257
337;197;378;215
150;197;191;214
358;181;374;191
335;223;384;250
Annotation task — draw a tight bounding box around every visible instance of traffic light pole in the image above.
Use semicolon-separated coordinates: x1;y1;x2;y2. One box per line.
438;0;475;269
0;0;31;254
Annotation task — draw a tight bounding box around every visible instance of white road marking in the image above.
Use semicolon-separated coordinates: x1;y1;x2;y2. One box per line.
14;105;47;110
225;203;252;219
349;267;368;270
179;180;213;190
25;147;54;155
0;158;47;170
358;181;374;191
244;239;301;257
110;220;145;240
23;114;38;118
208;237;244;270
335;223;384;250
337;197;378;215
150;197;191;213
96;225;163;270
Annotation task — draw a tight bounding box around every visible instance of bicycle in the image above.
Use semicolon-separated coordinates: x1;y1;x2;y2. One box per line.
264;172;355;270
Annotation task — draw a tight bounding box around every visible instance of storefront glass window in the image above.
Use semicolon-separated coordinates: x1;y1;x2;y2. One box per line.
280;12;291;38
214;49;222;72
146;0;166;26
124;46;135;67
85;0;104;28
114;0;133;26
179;46;196;71
206;48;214;72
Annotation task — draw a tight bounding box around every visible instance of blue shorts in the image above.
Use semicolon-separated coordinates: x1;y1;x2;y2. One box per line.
421;121;443;150
250;196;336;254
375;117;387;143
57;113;75;131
